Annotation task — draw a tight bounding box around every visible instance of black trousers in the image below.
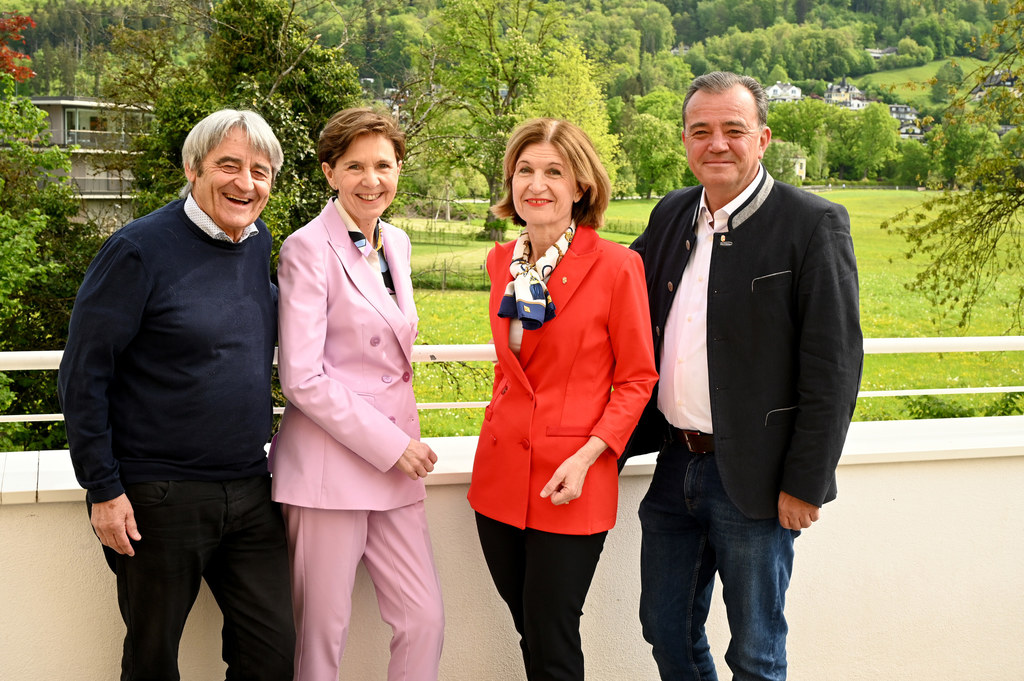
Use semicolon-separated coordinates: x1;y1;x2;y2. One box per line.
93;476;295;681
475;512;607;681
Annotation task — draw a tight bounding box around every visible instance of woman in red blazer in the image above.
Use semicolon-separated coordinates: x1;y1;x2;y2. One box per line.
467;118;658;680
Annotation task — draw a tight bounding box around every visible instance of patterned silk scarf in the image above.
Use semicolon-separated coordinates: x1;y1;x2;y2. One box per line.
497;223;576;330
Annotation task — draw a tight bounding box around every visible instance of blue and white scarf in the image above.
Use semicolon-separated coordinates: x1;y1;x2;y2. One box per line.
497;224;575;330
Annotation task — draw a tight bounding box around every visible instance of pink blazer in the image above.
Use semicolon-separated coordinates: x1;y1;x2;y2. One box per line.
270;200;424;511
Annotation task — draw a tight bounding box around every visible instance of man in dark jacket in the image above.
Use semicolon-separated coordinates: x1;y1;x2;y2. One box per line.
59;109;295;681
626;72;863;680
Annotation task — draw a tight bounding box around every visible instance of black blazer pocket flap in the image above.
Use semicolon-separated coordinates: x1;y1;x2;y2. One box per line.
751;270;793;292
764;406;797;428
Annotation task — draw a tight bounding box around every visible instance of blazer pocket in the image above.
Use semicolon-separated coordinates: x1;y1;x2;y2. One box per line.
764;405;797;428
546;426;593;438
751;270;793;292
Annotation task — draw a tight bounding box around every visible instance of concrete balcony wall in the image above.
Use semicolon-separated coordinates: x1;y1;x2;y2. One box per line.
3;418;1023;681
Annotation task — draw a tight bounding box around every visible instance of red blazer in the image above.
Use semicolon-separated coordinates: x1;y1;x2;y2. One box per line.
468;227;657;535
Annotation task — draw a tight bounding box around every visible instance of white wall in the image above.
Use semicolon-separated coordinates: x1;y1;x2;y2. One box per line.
2;450;1023;681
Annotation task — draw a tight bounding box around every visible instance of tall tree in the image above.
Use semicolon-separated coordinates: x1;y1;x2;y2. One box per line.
0;72;101;449
522;41;622;188
106;0;362;248
427;0;566;234
621;112;688;198
883;0;1024;329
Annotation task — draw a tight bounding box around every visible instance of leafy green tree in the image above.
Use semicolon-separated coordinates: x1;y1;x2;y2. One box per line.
106;0;362;249
621;112;688;198
890;138;934;186
928;112;1001;188
762;139;807;184
883;0;1024;330
931;59;965;104
522;41;623;188
767;98;834;180
0;72;102;449
427;0;566;235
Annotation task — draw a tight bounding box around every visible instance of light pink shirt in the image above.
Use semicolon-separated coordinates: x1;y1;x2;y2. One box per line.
657;167;764;433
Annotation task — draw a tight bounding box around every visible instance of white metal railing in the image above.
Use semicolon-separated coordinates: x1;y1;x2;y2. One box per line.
1;337;1023;425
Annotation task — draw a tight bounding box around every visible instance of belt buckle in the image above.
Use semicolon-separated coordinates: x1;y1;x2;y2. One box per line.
682;429;711;454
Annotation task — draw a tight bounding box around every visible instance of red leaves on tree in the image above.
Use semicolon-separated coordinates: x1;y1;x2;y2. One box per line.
1;12;36;83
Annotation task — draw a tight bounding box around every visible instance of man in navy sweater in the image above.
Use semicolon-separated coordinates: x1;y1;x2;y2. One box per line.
59;109;295;680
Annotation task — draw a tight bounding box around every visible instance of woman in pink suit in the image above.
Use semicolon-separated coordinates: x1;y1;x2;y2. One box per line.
270;108;444;681
468;118;658;680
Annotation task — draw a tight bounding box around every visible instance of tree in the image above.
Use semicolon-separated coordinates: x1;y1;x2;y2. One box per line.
762;139;807;184
0;72;101;449
427;0;566;235
883;0;1024;330
621;113;688;198
767;98;833;180
0;12;35;82
522;41;622;188
105;0;362;249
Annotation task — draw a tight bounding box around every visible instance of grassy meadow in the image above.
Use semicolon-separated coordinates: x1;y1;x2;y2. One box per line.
409;188;1024;436
855;57;991;108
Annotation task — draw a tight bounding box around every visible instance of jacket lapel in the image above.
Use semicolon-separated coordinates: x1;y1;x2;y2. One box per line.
322;201;416;355
518;227;600;368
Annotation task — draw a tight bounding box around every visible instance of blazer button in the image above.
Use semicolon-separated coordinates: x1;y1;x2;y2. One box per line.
382;375;393;383
667;281;674;292
402;371;411;382
520;439;530;449
370;336;381;347
388;416;397;423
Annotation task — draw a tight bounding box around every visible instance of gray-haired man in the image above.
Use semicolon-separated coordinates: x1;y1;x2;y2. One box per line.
59;109;295;680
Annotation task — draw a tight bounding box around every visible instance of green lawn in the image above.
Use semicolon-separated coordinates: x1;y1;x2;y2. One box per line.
411;188;1023;435
855;57;991;108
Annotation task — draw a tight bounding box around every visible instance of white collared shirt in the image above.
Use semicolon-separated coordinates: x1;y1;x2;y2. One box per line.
657;167;764;433
184;194;260;243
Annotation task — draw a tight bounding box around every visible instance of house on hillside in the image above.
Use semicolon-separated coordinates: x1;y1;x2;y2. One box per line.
865;47;898;60
766;81;802;102
889;103;918;124
825;78;867;110
31;97;152;230
899;122;925;140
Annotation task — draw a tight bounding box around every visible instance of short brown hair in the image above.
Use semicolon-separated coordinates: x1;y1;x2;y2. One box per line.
317;108;406;169
493;118;611;229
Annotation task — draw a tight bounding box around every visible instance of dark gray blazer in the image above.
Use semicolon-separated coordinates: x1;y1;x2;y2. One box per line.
625;170;863;519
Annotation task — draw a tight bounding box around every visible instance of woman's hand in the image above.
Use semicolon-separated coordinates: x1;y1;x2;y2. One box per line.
540;436;608;506
395;439;438;480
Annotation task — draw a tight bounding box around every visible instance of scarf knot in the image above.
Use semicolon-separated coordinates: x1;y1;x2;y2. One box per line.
497;224;575;330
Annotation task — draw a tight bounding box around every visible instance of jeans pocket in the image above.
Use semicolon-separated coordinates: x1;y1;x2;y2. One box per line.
125;481;172;507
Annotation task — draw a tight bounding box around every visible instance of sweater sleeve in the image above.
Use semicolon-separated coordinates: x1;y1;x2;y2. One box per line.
58;236;151;503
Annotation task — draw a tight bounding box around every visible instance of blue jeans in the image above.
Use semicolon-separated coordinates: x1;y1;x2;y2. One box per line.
638;445;796;681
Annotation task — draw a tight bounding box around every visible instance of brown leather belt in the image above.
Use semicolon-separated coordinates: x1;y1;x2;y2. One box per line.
671;428;715;454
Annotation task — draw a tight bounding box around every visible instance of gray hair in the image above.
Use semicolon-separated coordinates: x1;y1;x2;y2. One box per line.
179;109;284;198
682;71;768;129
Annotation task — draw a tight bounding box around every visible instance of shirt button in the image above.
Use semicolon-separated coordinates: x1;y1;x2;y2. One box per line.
370;336;381;347
382;375;393;383
687;315;693;322
402;372;411;382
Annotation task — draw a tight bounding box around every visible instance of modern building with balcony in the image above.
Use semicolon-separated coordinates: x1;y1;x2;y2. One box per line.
30;96;152;231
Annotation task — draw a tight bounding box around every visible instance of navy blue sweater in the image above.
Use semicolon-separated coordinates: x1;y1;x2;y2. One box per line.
58;200;278;503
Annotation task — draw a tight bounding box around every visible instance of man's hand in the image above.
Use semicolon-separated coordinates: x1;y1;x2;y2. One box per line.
395;439;438;480
777;491;821;530
91;494;141;556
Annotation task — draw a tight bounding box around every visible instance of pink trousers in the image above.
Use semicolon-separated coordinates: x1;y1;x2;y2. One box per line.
282;502;444;681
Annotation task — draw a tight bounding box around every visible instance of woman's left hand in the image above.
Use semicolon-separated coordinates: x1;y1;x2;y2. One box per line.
540;436;608;506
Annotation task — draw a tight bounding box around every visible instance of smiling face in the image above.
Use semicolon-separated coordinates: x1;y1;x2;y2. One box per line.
682;84;771;212
322;133;401;237
511;142;583;243
184;128;273;241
